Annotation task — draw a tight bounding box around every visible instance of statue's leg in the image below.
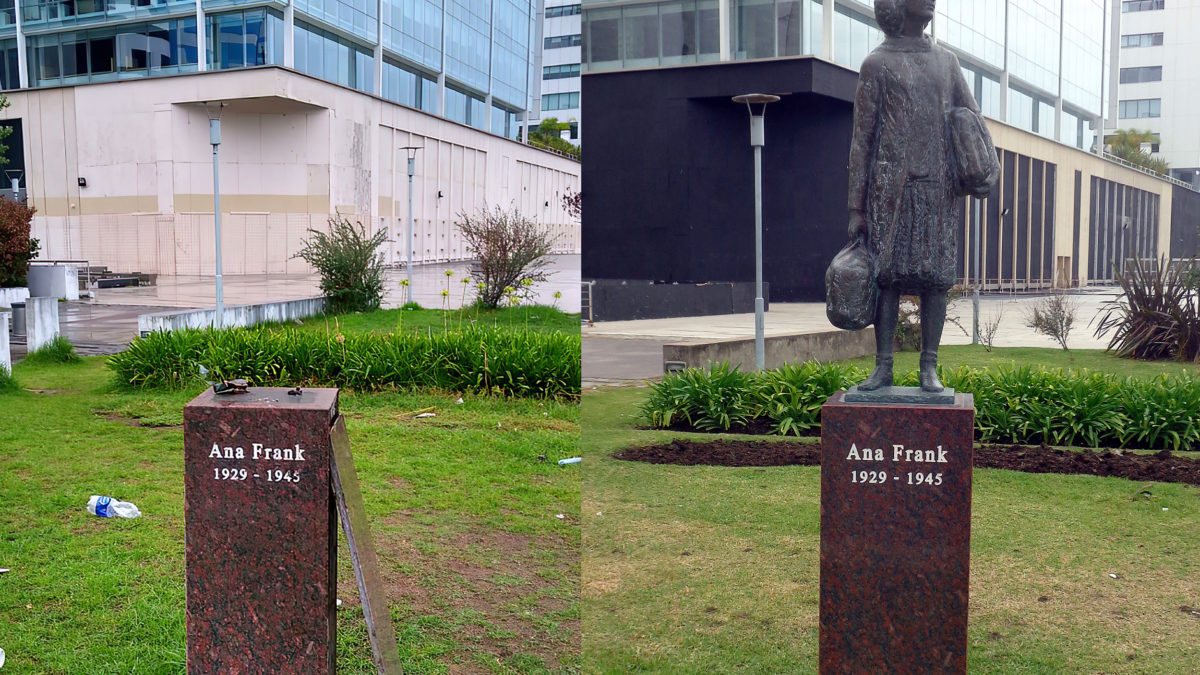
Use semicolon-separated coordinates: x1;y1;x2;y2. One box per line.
919;290;948;393
858;287;898;391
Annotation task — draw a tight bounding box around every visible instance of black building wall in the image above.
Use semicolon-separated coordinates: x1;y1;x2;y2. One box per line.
1170;184;1200;258
581;57;860;301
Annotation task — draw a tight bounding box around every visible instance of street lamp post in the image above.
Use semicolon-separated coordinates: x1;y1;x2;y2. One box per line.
732;93;780;371
972;197;982;343
399;146;421;304
207;103;225;329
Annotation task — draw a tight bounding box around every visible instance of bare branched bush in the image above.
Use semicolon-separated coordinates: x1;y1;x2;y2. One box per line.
457;205;556;309
979;306;1004;352
1026;294;1078;351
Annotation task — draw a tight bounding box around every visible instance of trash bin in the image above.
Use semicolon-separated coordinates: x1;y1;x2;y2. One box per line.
11;301;25;335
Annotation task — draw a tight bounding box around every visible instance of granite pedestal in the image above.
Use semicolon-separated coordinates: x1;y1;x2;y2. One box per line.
819;392;975;674
184;388;339;674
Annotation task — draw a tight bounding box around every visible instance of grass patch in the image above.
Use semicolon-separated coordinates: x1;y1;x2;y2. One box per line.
838;344;1200;378
0;366;16;392
23;335;81;365
0;357;579;673
299;305;580;337
583;386;1200;673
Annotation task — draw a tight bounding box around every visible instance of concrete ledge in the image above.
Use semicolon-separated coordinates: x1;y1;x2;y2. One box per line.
663;327;876;372
138;297;328;335
26;297;61;352
0;287;29;308
589;279;768;321
28;265;80;301
1;312;10;374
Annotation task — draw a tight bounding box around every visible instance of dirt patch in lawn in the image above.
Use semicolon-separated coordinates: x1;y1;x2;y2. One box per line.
371;516;578;674
614;439;1200;486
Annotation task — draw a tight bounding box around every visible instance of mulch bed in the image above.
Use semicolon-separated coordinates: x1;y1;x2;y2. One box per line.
613;439;1200;486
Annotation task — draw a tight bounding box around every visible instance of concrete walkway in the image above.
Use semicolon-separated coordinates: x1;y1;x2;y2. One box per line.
92;255;581;313
582;288;1122;387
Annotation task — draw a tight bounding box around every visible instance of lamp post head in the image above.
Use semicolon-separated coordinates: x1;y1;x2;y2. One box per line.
733;94;780;148
400;145;422;177
732;93;781;117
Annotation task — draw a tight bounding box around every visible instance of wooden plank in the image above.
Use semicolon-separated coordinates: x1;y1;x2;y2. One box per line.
329;416;403;675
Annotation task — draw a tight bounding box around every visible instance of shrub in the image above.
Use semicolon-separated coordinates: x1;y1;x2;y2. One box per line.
642;361;1200;450
757;362;864;436
979;307;1003;352
0;195;38;287
294;216;387;313
641;362;757;432
108;325;581;400
457;205;555;309
24;336;81;364
1094;255;1199;362
1025;294;1078;351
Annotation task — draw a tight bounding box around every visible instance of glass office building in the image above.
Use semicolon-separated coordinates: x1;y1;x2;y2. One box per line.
582;0;1113;150
0;0;540;139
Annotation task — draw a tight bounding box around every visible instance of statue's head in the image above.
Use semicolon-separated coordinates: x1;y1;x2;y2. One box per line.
875;0;935;37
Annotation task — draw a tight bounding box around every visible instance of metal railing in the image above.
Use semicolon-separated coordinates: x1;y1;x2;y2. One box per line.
581;280;594;326
1101;152;1195;190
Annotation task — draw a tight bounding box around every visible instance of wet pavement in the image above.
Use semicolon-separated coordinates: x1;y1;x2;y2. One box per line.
6;255;581;363
582;288;1123;387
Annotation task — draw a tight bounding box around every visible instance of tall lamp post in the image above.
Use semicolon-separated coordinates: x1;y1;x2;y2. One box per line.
206;102;226;328
732;93;780;371
399;145;421;304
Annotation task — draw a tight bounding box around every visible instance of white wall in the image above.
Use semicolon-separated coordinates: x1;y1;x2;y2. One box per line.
2;67;580;275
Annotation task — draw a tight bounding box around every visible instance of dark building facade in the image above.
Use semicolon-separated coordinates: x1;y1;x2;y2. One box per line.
583;56;1196;315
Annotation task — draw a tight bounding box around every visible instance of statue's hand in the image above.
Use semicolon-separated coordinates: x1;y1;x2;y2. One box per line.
848;211;868;241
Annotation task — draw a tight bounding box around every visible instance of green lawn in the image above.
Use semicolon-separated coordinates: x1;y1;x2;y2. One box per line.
840;344;1200;378
0;358;580;674
297;305;580;336
582;382;1200;673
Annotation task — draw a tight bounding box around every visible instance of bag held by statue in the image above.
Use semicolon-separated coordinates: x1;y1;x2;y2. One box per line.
948;107;1001;196
825;234;877;331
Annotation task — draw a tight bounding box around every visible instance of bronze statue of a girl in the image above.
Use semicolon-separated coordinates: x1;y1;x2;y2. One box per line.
840;0;998;394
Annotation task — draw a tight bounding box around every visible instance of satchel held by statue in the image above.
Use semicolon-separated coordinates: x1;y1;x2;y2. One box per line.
825;234;877;331
947;107;1000;196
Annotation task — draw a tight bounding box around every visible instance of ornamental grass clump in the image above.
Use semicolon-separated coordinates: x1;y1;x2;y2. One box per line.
23;336;82;365
108;325;580;400
1095;255;1200;362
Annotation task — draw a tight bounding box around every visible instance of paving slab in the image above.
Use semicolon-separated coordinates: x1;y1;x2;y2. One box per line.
582;289;1122;386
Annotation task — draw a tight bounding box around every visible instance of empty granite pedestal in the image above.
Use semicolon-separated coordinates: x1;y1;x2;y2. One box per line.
183;387;339;674
819;391;975;674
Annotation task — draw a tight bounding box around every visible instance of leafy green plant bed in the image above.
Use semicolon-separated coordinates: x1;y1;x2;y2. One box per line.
642;360;1200;450
299;304;580;336
108;324;581;399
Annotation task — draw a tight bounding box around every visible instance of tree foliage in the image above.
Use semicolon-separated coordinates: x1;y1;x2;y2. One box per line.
294;216;387;313
0;195;38;287
1108;129;1170;176
457;205;555;309
527;117;581;160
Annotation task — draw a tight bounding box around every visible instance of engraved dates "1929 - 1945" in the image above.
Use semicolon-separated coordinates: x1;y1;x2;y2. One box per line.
844;443;949;487
206;442;308;484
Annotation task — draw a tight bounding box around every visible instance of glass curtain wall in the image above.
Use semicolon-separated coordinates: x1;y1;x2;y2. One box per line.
18;0;198;29
207;8;284;72
28;14;203;86
293;19;373;92
583;0;722;71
